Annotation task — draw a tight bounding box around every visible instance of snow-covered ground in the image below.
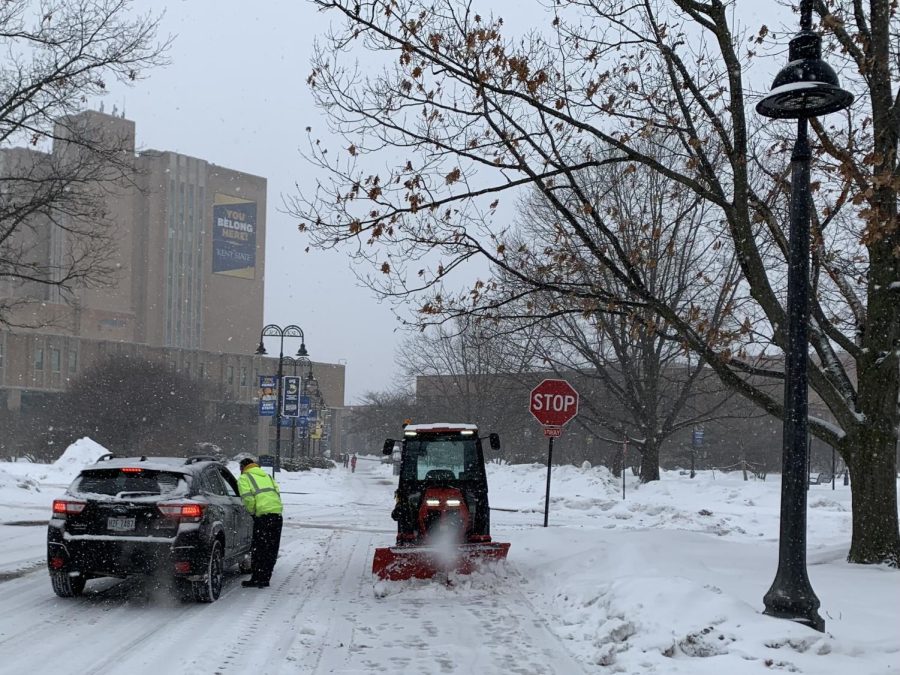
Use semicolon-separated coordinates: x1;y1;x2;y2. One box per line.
0;439;897;674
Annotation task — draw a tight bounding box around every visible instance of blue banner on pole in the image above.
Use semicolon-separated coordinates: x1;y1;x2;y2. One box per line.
297;395;310;417
282;376;301;417
258;375;277;416
692;427;704;448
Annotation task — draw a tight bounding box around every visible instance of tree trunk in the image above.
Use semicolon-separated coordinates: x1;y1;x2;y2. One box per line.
639;440;660;483
845;429;900;566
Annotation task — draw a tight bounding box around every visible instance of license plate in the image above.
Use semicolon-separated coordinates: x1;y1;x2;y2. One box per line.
107;517;136;532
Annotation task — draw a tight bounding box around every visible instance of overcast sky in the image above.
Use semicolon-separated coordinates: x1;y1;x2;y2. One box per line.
105;1;792;405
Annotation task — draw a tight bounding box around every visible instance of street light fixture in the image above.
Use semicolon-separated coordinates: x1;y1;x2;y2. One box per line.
756;0;852;633
254;324;308;477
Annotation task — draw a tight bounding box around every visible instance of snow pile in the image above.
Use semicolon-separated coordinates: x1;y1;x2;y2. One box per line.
0;438;109;492
36;436;109;484
50;437;110;472
0;466;40;492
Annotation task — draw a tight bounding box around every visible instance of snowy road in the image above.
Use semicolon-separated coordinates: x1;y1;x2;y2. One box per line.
0;460;585;675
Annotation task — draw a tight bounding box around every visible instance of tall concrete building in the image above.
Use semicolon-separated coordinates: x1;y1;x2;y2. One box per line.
1;111;345;459
1;110;266;353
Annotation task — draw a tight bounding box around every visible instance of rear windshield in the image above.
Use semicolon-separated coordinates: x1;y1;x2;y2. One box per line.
402;435;483;481
71;468;189;499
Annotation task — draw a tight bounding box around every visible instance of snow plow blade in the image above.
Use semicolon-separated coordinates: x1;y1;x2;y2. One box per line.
372;542;511;581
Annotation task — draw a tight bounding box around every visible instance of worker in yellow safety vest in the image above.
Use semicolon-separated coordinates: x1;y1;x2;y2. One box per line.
238;458;284;588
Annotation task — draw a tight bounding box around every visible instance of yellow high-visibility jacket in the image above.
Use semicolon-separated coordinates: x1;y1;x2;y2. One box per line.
237;466;283;516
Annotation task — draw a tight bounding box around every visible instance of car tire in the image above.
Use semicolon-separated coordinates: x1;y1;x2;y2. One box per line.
50;571;86;598
192;539;224;602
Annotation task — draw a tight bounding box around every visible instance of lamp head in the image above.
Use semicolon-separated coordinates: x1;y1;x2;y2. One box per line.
756;30;853;119
297;343;309;357
255;340;267;356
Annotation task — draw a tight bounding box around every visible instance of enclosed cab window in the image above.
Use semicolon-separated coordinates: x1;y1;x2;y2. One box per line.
71;469;189;498
402;435;483;481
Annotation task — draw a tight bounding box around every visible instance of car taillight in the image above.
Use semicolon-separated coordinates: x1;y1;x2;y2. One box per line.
52;500;86;518
158;502;205;522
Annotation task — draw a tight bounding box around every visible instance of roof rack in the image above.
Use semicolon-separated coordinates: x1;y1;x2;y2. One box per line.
96;453;117;462
184;455;220;465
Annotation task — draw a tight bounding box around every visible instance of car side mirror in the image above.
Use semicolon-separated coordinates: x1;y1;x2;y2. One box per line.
489;433;500;450
382;439;396;455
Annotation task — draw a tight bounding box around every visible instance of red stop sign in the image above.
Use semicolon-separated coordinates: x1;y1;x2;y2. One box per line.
529;379;579;427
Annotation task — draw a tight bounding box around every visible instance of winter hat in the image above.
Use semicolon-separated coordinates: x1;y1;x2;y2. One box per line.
239;457;256;470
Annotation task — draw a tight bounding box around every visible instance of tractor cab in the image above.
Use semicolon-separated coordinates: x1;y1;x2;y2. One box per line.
373;422;509;580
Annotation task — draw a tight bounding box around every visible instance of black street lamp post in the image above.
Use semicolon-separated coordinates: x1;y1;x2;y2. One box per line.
255;324;308;477
756;0;852;633
305;374;321;457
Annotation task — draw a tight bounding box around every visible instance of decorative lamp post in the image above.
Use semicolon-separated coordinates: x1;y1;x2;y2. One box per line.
255;324;308;477
756;0;852;633
305;374;320;457
280;355;308;463
288;355;313;462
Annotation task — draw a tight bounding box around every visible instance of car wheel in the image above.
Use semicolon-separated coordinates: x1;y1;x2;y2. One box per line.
192;539;224;602
50;571;86;598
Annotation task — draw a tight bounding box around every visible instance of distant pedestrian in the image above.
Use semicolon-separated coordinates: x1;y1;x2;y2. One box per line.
350;454;357;473
238;458;284;588
343;453;349;468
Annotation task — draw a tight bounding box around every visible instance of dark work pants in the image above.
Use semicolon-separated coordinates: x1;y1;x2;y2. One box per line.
251;514;283;583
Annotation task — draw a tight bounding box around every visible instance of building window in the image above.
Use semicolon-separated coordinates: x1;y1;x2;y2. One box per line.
226;366;234;385
240;367;247;386
51;348;61;373
199;362;206;379
34;348;44;370
68;351;77;373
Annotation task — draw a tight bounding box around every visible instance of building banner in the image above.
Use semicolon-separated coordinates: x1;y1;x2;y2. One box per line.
282;376;301;417
213;193;257;278
258;375;277;416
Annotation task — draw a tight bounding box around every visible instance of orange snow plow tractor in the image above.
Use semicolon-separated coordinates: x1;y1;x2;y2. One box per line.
372;423;510;581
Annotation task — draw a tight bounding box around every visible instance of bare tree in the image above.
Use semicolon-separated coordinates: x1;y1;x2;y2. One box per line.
501;142;749;481
399;319;540;460
345;388;420;452
295;1;899;565
0;0;170;325
41;354;216;457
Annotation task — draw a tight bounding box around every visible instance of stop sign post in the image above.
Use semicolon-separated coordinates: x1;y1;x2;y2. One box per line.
530;379;579;527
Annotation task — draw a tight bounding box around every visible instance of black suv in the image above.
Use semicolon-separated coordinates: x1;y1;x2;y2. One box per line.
47;454;253;602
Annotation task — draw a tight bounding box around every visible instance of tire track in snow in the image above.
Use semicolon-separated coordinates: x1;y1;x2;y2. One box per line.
276;528;378;674
211;529;340;674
